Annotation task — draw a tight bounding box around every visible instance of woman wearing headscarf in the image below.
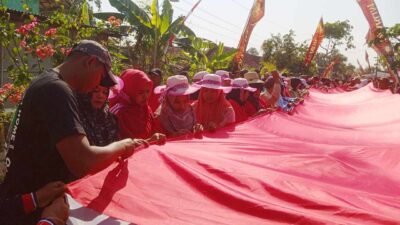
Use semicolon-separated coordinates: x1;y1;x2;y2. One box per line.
192;74;235;131
155;75;203;137
244;71;268;111
76;85;119;146
109;69;166;144
226;78;257;123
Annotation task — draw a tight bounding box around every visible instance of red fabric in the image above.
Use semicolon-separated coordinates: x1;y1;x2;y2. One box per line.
229;100;248;123
244;101;257;116
111;69;155;139
68;84;400;225
148;93;161;112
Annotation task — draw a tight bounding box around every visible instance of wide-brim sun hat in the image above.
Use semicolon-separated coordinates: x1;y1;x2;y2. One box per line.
154;75;200;96
193;74;232;93
231;78;257;92
215;70;231;81
244;71;264;84
193;71;209;83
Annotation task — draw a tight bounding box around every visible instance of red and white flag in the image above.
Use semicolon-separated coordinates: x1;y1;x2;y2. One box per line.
233;0;265;71
304;18;324;67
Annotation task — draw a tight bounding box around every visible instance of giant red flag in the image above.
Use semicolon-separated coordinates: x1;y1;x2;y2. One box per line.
68;84;400;225
232;0;265;71
304;18;324;67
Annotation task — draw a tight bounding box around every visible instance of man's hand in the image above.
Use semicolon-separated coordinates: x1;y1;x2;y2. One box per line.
35;181;65;208
41;195;69;225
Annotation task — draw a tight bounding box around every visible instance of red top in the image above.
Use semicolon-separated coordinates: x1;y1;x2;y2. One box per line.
148;93;161;112
229;100;248;123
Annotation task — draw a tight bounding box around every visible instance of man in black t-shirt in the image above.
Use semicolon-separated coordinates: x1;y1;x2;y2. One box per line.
0;40;144;225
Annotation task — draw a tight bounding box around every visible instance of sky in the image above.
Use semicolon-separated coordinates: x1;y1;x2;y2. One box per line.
95;0;400;68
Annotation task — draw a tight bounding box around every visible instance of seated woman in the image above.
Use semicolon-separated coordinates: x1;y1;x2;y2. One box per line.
244;71;268;111
261;70;281;108
109;69;166;144
155;75;203;137
77;85;119;146
226;78;257;123
192;74;235;131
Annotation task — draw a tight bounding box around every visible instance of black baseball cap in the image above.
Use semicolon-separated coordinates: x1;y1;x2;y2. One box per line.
149;68;162;77
71;40;117;87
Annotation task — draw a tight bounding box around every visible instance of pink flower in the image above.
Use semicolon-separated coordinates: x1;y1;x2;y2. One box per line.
36;46;47;60
36;44;55;60
20;39;27;48
15;27;28;36
44;28;57;37
2;83;13;91
0;88;5;96
60;47;72;56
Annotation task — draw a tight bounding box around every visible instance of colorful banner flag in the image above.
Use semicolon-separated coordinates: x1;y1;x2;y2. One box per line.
232;0;265;71
304;18;324;67
321;58;340;78
357;0;396;68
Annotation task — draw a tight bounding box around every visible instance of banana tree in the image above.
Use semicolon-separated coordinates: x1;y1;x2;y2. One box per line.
109;0;195;70
175;36;237;74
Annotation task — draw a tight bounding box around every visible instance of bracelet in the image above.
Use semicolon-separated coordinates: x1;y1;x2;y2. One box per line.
21;192;37;214
38;217;65;225
37;218;56;225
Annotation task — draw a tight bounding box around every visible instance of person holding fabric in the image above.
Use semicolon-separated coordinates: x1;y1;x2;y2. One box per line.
244;71;268;111
190;71;208;101
0;40;143;225
261;70;281;108
147;68;163;112
226;78;257;123
192;74;235;131
109;69;166;144
215;70;232;87
154;75;203;137
76;85;119;146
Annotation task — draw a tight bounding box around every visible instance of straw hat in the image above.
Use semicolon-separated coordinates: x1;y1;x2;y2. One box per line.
244;71;263;84
154;75;200;96
231;78;256;92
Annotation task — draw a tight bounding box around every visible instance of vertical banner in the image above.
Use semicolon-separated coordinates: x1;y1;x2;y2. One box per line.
232;0;265;71
304;18;325;67
357;0;398;81
321;58;340;78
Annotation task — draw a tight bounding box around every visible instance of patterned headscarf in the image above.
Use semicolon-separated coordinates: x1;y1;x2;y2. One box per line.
76;89;119;146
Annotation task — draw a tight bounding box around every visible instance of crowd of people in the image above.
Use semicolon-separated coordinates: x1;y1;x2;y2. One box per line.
0;40;395;225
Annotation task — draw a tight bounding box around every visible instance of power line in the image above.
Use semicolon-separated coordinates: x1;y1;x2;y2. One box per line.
173;4;265;43
230;0;251;11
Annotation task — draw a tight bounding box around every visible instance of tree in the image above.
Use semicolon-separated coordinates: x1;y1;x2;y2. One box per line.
247;47;259;56
174;36;237;75
318;20;354;67
261;30;316;75
109;0;195;71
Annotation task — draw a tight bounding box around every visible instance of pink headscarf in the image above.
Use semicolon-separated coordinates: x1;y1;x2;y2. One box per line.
109;69;155;139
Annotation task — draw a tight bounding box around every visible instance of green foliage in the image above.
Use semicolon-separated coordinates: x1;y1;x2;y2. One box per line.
109;0;195;71
175;36;237;75
261;30;315;75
